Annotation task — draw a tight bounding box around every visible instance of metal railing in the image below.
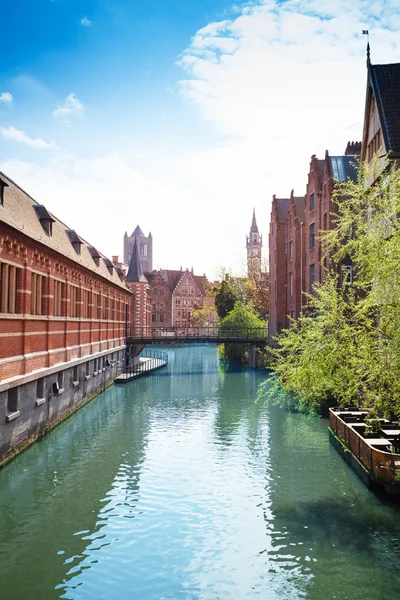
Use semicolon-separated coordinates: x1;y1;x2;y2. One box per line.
123;349;168;377
126;325;266;342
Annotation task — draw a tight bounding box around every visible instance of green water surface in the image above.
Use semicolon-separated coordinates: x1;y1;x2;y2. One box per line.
0;345;399;600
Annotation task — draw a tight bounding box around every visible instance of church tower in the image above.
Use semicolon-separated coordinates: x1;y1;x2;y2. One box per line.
246;209;262;279
123;226;153;272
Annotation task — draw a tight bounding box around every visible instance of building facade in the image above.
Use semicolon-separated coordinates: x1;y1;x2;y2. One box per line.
246;209;262;280
268;143;360;342
0;172;132;465
144;268;214;330
123;226;152;272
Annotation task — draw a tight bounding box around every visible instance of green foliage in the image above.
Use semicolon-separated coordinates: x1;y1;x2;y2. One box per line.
214;279;238;319
260;159;400;417
219;302;265;363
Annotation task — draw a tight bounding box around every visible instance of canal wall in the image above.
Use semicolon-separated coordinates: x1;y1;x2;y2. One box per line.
0;346;126;467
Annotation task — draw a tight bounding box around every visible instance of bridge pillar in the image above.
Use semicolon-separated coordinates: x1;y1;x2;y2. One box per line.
248;345;257;369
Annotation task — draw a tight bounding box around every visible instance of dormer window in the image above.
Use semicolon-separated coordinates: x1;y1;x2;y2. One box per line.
66;229;83;254
33;205;55;236
103;257;114;275
88;246;101;267
0;177;9;207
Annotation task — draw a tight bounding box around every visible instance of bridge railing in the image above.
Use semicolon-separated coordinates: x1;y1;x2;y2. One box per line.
123;349;168;377
126;325;266;340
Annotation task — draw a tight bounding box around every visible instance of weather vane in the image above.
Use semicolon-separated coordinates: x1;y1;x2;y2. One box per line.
362;30;370;61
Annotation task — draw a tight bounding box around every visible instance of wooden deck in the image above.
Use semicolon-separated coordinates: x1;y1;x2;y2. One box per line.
329;408;400;495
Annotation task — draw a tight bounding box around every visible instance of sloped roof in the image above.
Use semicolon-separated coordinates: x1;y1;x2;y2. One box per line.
250;208;259;233
144;269;207;295
130;225;145;237
126;238;147;283
370;62;400;154
0;171;127;290
294;196;305;221
275;198;290;221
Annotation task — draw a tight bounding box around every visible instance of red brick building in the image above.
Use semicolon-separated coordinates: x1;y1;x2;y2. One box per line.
268;196;289;339
144;268;214;330
286;191;305;322
0;172;132;464
268;144;360;342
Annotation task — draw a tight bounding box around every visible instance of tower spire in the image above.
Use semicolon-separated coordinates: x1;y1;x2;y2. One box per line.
126;238;147;283
250;207;259;233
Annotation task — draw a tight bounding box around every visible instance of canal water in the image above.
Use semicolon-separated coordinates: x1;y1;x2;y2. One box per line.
1;346;400;600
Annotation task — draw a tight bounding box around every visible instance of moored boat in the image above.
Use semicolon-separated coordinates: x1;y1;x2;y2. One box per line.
329;408;400;495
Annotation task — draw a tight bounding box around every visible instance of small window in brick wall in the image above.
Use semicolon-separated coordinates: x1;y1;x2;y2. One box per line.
57;371;64;393
310;193;315;211
6;388;20;421
73;366;79;387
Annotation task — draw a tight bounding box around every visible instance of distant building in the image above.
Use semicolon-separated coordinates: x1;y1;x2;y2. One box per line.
125;239;151;334
123;226;152;272
268;143;360;342
144;268;215;329
246;209;262;280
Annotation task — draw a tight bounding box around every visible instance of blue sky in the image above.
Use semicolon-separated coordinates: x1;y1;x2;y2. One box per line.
1;0;400;278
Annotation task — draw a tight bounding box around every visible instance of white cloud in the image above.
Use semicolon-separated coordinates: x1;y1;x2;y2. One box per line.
0;92;13;105
53;93;84;118
80;17;92;27
0;126;56;150
3;1;400;279
178;0;400;214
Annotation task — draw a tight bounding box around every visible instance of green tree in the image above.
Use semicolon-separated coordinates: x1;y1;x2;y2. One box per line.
260;159;400;417
219;302;265;363
214;278;238;319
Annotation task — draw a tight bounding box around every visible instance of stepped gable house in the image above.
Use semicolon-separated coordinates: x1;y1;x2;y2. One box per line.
123;226;152;272
144;268;209;329
0;172;131;464
268;143;360;342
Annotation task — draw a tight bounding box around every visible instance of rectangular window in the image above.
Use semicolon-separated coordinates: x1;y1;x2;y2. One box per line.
82;289;90;319
54;280;65;316
103;296;109;320
94;293;101;319
73;365;79;385
310;192;315;211
31;273;44;315
288;240;293;261
289;272;293;296
7;388;19;414
310;223;315;249
70;285;79;318
85;361;90;379
0;262;21;314
323;212;328;231
310;264;315;289
37;378;45;399
152;313;157;322
341;265;353;285
57;370;64;394
160;313;164;322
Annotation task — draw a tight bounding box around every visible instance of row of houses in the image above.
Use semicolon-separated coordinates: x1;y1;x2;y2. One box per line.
268;50;400;341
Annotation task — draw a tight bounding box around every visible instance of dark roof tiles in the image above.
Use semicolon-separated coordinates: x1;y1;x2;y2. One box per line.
370;62;400;154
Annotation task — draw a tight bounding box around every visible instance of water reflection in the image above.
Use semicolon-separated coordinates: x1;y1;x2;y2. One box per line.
0;346;400;600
